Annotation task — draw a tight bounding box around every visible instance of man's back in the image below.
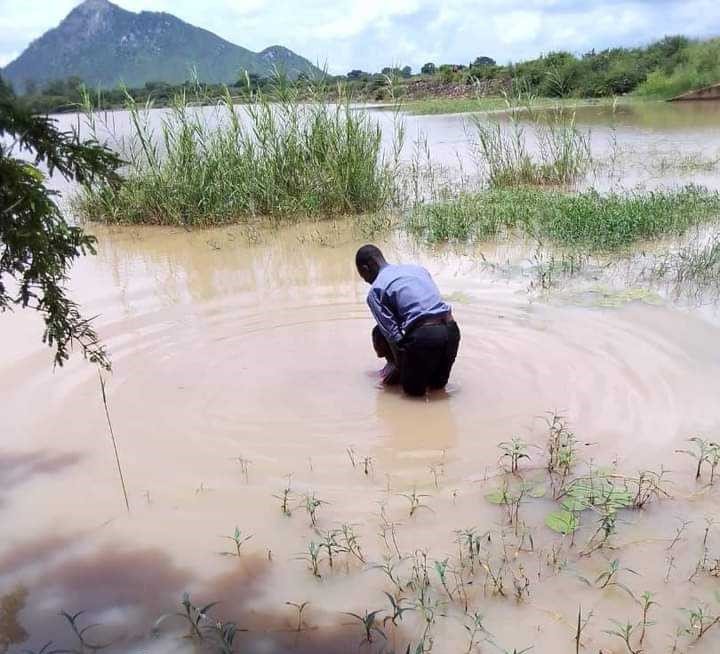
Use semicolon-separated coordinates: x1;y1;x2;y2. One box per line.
369;264;450;341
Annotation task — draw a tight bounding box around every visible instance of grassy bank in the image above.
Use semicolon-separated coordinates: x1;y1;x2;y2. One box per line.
75;87;397;226
406;186;720;250
402;95;632;116
635;37;720;98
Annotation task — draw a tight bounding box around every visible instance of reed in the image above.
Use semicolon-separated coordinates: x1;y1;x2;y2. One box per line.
471;96;591;188
76;78;394;225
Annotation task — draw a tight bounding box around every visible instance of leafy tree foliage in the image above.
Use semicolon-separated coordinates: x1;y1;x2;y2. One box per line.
421;62;436;75
0;77;121;369
473;56;496;67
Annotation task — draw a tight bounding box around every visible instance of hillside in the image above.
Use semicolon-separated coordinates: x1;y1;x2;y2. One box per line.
1;0;322;92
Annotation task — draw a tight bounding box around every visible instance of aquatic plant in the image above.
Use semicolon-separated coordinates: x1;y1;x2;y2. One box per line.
301;541;324;578
399;488;433;517
579;559;639;599
545;412;576;495
498;437;530;474
343;609;387;644
574;606;593;654
463;611;490;654
406;185;720;250
604;619;642;654
676;436;720;483
222;527;253;557
273;484;294;516
76;78;395;225
302;492;328;527
679;594;720;642
285;601;310;632
382;592;414;627
471;97;591;189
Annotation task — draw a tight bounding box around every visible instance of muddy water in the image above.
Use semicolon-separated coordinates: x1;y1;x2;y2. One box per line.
2;218;720;653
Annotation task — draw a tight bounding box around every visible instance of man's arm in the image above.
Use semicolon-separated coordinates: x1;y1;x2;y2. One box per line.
367;290;403;343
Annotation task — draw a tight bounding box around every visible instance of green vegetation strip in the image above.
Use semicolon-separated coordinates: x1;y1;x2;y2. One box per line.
406;186;720;250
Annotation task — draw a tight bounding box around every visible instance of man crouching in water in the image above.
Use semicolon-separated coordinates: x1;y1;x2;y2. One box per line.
356;244;461;397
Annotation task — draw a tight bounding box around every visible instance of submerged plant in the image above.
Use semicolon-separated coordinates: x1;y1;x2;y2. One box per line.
498;437;530;474
222;527;253;557
679;595;720;642
575;606;593;654
302;492;328;527
463;611;490;654
400;488;433;517
170;593;219;640
343;609;387;644
339;523;366;563
273;485;294;517
580;559;638;599
637;591;658;647
302;541;324;578
285;601;310;632
604;619;642;654
382;592;414;627
58;610;111;652
676;437;720;483
545;412;576;495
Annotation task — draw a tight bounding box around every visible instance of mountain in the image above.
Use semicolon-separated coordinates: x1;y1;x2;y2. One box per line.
2;0;322;92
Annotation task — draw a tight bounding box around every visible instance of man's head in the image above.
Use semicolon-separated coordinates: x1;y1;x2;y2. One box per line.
355;244;387;284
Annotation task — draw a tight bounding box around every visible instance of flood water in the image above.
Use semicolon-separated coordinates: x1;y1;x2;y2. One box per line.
2;102;720;654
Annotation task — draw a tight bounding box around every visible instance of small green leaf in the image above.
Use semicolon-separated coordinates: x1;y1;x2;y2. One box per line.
545;510;580;534
523;482;547;498
606;488;633;509
561;495;590;512
485;489;514;505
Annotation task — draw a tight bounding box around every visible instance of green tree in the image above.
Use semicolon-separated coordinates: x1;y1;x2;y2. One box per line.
0;77;121;369
472;56;496;67
347;69;368;80
421;62;436;75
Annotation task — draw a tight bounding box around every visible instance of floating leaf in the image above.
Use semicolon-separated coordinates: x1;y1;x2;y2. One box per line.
485;489;513;505
523;482;547;498
605;488;633;509
545;510;580;534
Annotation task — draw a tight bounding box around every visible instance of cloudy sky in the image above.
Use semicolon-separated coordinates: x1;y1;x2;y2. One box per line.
1;0;719;73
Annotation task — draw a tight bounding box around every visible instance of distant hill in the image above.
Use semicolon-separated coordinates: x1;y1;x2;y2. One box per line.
2;0;323;92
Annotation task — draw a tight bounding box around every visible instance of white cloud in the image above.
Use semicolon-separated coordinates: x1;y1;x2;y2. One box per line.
1;0;719;74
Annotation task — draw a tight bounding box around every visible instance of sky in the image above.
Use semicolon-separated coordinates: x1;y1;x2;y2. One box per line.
1;0;719;74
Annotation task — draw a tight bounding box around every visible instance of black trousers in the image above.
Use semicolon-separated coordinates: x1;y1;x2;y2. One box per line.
372;321;461;397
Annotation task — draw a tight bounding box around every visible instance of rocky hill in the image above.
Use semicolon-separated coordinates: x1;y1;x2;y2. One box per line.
2;0;322;92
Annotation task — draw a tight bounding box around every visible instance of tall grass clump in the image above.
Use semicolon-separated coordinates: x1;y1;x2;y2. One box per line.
75;79;394;225
407;185;720;249
471;94;591;188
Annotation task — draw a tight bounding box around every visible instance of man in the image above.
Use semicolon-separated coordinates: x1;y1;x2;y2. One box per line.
356;244;461;397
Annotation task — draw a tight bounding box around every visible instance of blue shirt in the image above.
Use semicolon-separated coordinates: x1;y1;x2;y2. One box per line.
367;264;451;343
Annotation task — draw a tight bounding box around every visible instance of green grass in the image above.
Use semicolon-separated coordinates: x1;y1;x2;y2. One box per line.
75;84;395;226
403;95;630;116
471;103;592;188
403;96;509;115
635;38;720;99
406;186;720;250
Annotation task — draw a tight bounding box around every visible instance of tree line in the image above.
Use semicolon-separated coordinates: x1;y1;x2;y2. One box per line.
6;34;720;113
